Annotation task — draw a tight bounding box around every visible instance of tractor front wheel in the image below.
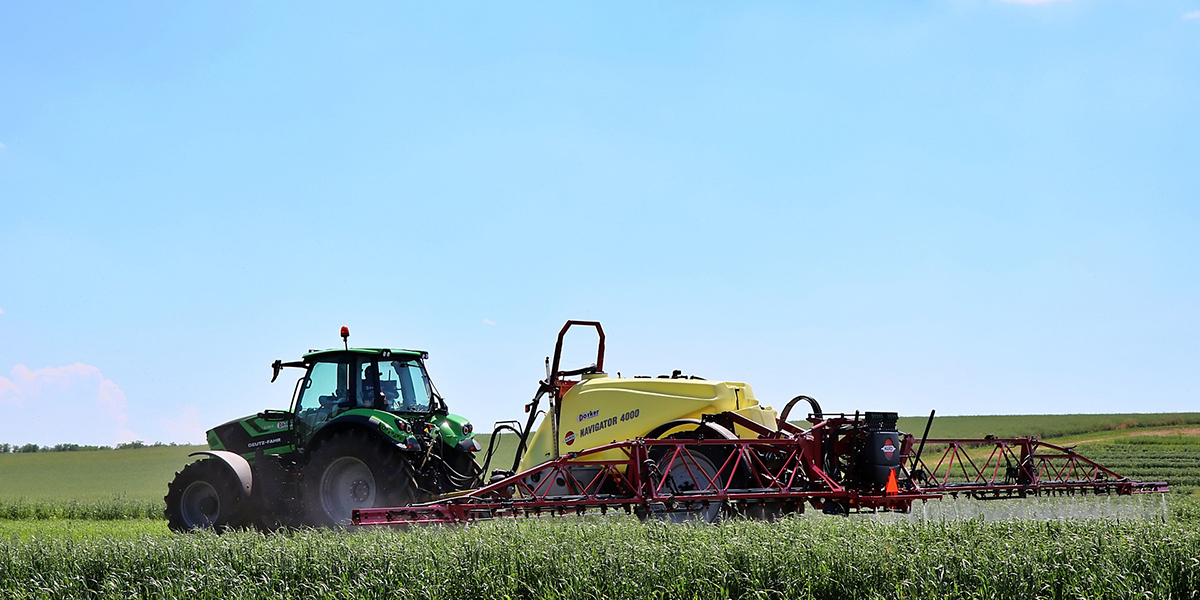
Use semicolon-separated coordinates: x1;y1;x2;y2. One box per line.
301;429;418;526
164;459;247;532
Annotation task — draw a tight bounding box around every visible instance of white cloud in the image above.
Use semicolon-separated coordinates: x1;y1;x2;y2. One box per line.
997;0;1069;4
0;142;6;151
1184;10;1200;20
0;306;5;315
0;377;16;400
0;363;138;445
482;318;497;326
159;405;205;445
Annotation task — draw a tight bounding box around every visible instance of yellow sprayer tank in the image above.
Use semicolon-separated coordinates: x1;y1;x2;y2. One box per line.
517;372;778;472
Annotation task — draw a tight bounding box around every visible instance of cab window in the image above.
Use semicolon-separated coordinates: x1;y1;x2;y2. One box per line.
370;359;432;412
294;361;352;441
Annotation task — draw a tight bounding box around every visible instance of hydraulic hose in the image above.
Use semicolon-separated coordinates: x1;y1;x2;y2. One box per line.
779;395;823;425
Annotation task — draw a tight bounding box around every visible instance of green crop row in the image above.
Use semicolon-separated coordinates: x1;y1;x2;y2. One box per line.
1;517;1198;600
0;496;162;521
1106;436;1200;446
1076;441;1200;494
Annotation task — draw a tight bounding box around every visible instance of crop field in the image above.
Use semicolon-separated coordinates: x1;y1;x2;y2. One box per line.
2;514;1199;599
0;445;205;519
1077;436;1200;493
1;414;1198;598
894;412;1200;441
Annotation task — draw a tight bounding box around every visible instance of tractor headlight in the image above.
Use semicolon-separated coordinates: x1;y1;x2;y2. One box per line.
462;423;473;435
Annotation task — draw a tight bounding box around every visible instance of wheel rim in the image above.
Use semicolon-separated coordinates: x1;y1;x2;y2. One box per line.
180;480;220;528
319;456;376;524
657;452;721;523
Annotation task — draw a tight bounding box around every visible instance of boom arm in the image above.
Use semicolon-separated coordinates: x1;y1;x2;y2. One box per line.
353;412;1167;526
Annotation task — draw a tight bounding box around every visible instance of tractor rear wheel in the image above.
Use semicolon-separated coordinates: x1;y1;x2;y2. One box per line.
301;429;418;526
164;459;247;533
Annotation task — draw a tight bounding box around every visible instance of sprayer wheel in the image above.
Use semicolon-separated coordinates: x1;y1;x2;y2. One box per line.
164;458;247;533
639;448;724;523
740;501;784;521
301;429;418;527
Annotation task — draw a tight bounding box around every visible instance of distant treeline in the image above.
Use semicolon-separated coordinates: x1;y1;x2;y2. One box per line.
0;441;185;454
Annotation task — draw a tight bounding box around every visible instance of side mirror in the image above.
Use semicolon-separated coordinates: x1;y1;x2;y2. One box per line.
271;359;283;383
258;409;292;422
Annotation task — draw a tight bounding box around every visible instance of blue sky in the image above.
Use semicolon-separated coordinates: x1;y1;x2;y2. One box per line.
1;1;1197;446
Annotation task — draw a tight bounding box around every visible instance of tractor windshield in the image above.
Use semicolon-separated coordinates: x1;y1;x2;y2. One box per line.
362;359;433;413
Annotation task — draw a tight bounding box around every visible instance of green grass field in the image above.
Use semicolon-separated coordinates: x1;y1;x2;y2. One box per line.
1;414;1198;599
894;411;1200;440
0;445;205;519
0;517;1197;599
0;445;206;503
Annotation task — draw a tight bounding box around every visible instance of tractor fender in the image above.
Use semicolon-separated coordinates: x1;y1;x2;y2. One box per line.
188;450;253;498
644;419;738;441
308;416;421;453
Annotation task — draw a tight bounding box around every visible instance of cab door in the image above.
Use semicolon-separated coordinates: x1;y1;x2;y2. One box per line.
291;360;353;448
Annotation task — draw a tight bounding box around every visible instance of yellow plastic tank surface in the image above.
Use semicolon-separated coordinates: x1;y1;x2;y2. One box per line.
517;373;778;472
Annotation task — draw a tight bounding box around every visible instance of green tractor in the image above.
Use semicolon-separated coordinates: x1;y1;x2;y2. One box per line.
164;328;482;530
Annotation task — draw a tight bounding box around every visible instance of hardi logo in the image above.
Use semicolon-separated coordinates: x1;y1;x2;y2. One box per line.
564;431;576;446
882;438;897;459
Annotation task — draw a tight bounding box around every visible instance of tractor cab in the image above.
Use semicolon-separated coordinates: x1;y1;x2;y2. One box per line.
283;348;442;449
207;346;445;458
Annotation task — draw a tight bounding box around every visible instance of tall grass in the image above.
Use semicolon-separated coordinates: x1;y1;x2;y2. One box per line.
0;496;162;520
0;517;1197;599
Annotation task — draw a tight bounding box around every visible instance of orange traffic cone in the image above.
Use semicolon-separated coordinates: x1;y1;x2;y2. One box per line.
885;469;899;495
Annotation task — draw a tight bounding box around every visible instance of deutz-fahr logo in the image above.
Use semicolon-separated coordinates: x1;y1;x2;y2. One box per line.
564;431;576;446
882;438;897;459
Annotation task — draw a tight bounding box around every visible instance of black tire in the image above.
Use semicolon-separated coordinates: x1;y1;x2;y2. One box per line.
649;422;748;490
447;447;484;490
639;447;723;523
164;459;247;533
738;500;784;521
301;429;418;526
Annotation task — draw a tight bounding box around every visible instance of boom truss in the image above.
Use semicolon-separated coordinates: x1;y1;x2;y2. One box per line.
353;412;1167;526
